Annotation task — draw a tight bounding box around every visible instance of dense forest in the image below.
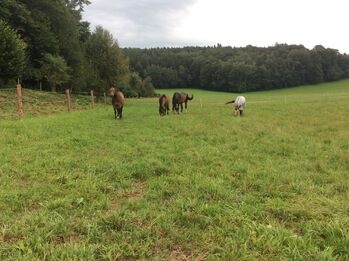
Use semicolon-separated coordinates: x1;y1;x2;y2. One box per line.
1;1;349;95
125;44;349;92
0;0;155;97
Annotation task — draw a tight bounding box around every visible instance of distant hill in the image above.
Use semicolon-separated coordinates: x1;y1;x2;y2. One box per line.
124;44;349;92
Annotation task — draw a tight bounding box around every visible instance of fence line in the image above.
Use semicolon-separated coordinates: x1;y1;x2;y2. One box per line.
20;88;92;96
125;93;349;106
22;101;67;105
2;86;349;119
0;101;18;105
16;80;24;119
0;88;17;91
0;86;99;119
66;89;72;112
90;90;95;108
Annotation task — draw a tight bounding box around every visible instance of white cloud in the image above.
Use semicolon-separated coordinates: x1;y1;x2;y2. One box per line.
84;0;349;53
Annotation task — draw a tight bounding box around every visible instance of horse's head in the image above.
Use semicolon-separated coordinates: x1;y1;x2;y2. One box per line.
109;87;117;96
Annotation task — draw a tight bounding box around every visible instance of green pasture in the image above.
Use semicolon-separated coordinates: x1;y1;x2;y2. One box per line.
0;80;349;260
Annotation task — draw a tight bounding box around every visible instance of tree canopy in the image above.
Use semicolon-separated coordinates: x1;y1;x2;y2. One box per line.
0;20;26;84
124;44;349;92
40;54;71;92
0;0;154;96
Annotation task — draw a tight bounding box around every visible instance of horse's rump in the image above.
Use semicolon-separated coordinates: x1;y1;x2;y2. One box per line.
114;91;125;108
159;94;169;115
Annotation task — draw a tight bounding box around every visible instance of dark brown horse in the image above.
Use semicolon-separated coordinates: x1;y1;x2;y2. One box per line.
159;94;170;116
172;92;194;113
109;87;125;119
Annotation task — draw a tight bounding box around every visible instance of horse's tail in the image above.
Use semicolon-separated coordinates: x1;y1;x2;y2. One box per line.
187;94;194;100
172;93;179;111
172;93;178;104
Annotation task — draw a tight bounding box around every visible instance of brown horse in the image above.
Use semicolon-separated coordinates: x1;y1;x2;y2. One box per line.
159;94;170;116
109;87;125;119
172;92;194;113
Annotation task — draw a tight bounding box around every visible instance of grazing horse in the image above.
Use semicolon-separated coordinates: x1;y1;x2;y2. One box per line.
172;92;194;113
159;94;170;116
109;87;125;119
225;96;246;116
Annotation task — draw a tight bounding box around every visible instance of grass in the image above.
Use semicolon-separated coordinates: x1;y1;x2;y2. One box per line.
1;80;349;260
0;89;92;119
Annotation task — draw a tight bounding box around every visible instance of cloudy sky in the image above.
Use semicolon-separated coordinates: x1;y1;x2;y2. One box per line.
83;0;349;53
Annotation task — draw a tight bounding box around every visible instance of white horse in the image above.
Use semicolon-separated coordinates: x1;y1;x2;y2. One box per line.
225;96;246;116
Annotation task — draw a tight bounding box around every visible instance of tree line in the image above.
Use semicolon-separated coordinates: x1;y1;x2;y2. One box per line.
1;0;349;95
124;44;349;92
0;0;155;97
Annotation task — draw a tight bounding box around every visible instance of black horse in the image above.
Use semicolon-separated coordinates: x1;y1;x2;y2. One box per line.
172;92;194;114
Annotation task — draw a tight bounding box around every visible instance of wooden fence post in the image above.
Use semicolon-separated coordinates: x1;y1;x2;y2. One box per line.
16;79;24;119
104;92;107;105
66;89;72;112
90;90;95;108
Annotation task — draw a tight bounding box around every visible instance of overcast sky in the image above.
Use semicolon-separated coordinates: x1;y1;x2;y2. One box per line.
83;0;349;53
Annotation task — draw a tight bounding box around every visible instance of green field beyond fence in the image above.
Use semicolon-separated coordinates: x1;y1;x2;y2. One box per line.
0;88;97;119
0;80;349;260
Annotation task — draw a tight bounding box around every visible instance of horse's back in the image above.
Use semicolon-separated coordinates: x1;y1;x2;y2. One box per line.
113;91;124;108
173;92;186;104
159;94;166;102
180;92;188;102
117;91;125;104
235;96;246;109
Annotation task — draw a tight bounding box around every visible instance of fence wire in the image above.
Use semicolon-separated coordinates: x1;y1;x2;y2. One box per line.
1;87;348;119
0;88;98;119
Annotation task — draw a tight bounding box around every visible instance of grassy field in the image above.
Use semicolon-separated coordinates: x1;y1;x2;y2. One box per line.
0;88;92;119
1;80;349;260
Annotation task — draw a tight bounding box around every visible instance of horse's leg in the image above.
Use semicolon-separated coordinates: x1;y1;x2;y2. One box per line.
166;104;169;114
114;108;117;119
180;103;183;112
118;107;123;119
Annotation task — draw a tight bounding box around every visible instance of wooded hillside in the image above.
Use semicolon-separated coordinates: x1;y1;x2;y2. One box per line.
125;44;349;92
0;0;155;97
